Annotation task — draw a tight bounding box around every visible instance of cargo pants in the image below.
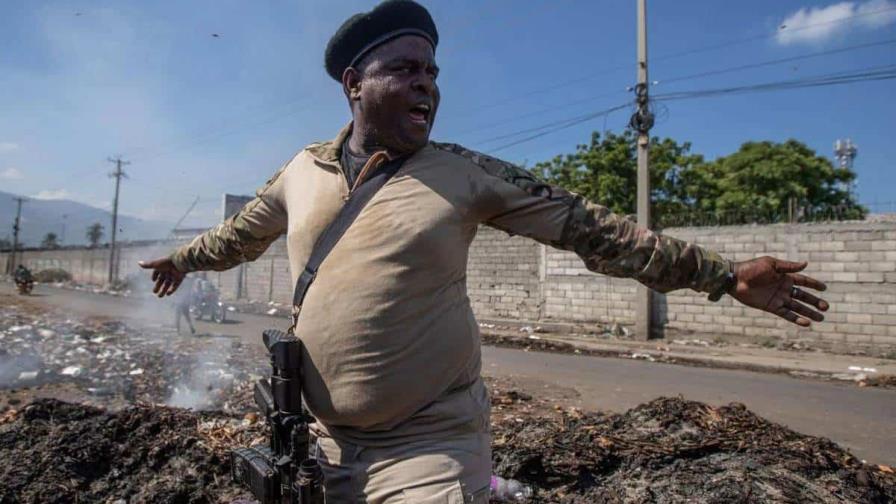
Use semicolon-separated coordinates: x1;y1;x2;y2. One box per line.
316;431;491;503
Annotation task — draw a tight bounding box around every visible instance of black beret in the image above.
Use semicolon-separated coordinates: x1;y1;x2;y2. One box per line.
325;0;438;81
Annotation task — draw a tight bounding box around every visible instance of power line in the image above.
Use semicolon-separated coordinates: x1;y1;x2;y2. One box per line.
483;103;631;153
654;5;896;64
126;98;312;163
654;63;896;101
455;4;896;117
656;38;896;86
446;36;895;144
474;63;896;155
445;88;629;141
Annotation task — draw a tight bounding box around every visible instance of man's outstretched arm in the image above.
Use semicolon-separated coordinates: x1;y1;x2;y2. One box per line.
456;146;829;327
140;166;289;297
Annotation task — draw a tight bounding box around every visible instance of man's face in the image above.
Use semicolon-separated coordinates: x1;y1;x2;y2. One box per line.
345;35;440;154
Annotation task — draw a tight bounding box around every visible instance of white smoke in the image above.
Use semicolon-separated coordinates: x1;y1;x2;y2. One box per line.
165;340;235;410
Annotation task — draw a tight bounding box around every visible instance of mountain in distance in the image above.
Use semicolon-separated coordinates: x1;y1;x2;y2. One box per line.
0;190;173;247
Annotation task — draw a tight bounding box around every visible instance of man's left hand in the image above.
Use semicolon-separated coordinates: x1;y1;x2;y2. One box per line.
730;257;829;327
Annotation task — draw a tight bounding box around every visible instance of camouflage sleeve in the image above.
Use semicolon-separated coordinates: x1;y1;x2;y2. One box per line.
169;165;288;273
437;143;730;294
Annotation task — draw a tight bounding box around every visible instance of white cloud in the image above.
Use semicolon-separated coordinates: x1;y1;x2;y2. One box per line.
0;167;23;180
0;142;19;153
777;0;896;45
33;189;72;200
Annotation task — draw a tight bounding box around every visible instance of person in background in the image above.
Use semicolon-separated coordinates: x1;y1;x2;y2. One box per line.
174;275;196;335
14;264;33;284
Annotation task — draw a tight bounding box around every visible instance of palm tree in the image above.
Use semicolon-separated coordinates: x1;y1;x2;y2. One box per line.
86;223;104;248
41;232;60;249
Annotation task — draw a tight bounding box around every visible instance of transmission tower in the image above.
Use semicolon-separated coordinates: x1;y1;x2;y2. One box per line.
833;138;858;197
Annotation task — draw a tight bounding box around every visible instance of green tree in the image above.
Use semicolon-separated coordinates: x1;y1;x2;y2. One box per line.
534;129;705;218
86;223;104;248
536;131;864;226
41;232;60;249
708;140;864;220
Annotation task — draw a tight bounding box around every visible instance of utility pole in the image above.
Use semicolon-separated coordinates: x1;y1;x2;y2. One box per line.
60;213;68;246
9;197;26;275
633;0;655;340
107;156;130;284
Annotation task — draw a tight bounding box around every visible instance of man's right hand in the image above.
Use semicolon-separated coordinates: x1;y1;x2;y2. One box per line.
138;257;186;298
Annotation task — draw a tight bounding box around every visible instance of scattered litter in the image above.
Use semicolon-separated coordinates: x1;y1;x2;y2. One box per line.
849;366;878;373
266;308;278;315
832;372;867;382
609;323;629;337
60;366;83;377
16;371;38;381
519;326;534;334
672;338;711;347
0;302;265;411
630;352;656;362
527;335;541;340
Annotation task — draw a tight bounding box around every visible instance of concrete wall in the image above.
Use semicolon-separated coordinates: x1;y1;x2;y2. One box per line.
4;220;895;349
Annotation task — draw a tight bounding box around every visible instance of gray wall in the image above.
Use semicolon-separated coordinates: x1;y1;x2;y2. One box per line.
4;220;895;349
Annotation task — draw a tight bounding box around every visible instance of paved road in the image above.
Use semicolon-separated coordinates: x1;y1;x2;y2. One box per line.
7;283;896;465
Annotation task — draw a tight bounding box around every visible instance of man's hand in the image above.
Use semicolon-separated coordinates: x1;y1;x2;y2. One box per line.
730;257;829;327
138;257;186;298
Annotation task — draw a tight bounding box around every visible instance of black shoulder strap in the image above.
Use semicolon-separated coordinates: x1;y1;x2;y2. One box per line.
292;156;405;308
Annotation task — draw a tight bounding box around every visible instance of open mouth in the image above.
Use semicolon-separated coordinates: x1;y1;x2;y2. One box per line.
408;103;431;124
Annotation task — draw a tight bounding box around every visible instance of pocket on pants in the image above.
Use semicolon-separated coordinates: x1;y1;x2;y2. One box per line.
400;480;465;504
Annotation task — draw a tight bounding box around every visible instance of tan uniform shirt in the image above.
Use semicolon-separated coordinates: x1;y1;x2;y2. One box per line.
171;123;730;446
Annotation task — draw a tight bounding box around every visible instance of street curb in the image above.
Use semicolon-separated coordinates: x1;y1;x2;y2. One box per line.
479;330;896;389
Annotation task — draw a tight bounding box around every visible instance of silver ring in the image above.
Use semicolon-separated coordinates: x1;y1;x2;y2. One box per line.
791;286;800;299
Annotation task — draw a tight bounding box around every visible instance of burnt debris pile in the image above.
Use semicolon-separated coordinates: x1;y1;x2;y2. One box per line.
491;397;896;503
0;399;264;503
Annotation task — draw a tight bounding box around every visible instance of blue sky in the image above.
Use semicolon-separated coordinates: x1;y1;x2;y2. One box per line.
1;0;895;227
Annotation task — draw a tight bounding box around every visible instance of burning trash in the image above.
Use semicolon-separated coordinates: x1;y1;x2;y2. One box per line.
0;302;266;412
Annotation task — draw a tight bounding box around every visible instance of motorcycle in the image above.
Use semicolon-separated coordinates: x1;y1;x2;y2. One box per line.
15;279;34;295
190;289;227;323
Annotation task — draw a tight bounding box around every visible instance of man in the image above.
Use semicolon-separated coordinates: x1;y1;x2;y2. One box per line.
174;275;196;335
14;264;33;284
140;1;829;501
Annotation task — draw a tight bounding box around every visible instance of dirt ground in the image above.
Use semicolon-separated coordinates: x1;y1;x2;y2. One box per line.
2;294;895;503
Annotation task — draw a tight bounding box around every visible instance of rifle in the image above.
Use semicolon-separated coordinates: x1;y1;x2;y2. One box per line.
231;329;324;503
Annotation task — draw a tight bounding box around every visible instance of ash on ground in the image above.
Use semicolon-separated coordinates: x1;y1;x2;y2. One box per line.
491;397;896;503
0;399;265;503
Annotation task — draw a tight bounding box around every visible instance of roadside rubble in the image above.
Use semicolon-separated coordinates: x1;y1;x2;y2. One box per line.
479;327;896;389
2;393;893;503
491;397;896;503
2;297;895;502
0;399;263;503
0;303;267;412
